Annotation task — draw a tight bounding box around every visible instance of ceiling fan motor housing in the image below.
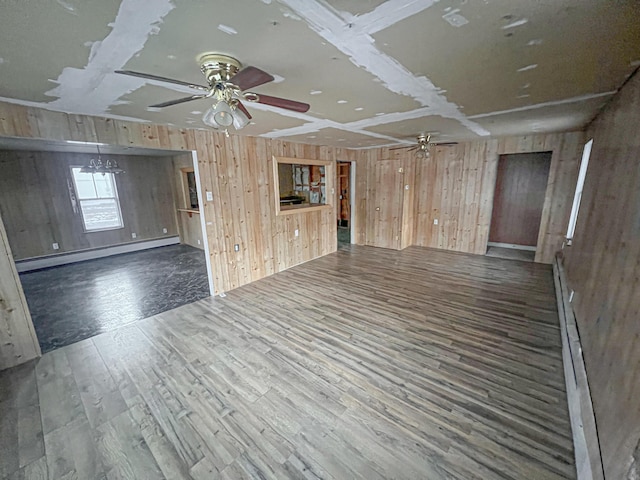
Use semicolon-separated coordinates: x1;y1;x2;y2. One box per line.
199;53;241;85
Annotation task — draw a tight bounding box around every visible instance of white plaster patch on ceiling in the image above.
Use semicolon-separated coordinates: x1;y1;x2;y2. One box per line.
517;64;538;72
56;0;78;15
502;18;528;30
355;107;364;111
190;110;202;114
468;91;616;120
527;39;543;46
337;100;348;104
442;9;469;28
277;0;490;137
217;24;238;35
310;90;322;95
40;0;175;117
349;0;441;35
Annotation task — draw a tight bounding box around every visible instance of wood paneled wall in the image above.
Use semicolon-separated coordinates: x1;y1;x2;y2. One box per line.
564;71;640;479
0;213;40;370
410;132;584;263
172;154;204;250
0;151;178;260
0;102;341;296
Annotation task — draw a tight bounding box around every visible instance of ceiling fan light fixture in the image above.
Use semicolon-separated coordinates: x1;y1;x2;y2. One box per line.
232;107;249;130
213;100;234;127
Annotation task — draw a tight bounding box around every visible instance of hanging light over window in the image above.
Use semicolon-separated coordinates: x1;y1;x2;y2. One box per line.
80;145;125;175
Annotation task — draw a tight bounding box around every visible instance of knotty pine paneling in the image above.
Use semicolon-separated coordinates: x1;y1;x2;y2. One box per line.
0;102;339;298
0;151;178;260
172;154;204;250
411;132;584;263
0;213;40;370
563;71;640;479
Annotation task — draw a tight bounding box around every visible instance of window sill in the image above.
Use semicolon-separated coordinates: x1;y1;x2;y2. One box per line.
277;204;331;216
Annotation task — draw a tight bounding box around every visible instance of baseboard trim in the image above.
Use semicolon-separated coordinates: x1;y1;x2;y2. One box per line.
553;253;604;480
15;236;180;272
487;242;537;251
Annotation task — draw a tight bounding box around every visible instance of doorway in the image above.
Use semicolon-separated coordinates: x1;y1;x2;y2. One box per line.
0;137;214;352
337;161;354;246
487;152;552;261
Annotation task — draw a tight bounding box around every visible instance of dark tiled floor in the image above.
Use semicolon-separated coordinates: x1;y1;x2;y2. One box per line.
19;244;209;353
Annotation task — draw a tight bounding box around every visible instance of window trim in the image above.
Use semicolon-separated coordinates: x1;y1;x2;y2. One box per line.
566;139;593;244
272;156;334;216
70;166;125;233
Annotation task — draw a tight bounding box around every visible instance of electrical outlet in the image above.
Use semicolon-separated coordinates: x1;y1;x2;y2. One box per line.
433;219;439;225
197;239;201;245
294;229;299;237
162;227;168;234
234;244;239;252
52;242;59;250
131;232;137;239
206;191;213;201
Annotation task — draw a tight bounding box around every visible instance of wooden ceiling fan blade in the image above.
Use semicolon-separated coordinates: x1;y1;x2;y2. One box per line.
254;94;310;113
115;70;209;91
150;95;205;108
235;100;252;120
230;66;274;91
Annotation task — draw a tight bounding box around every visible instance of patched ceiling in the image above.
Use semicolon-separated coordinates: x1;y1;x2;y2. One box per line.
0;0;639;148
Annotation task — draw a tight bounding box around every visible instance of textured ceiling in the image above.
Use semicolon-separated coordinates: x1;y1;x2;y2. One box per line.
0;0;638;148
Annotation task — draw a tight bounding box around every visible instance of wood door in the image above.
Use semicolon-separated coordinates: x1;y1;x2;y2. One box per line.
366;159;403;249
489;152;552;247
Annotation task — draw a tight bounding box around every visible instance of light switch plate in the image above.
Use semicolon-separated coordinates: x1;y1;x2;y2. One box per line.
206;191;213;201
433;219;439;225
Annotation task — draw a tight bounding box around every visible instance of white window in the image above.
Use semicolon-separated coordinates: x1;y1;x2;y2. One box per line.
71;167;124;232
566;139;593;244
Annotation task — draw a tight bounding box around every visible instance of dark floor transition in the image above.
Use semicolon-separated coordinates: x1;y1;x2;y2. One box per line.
19;244;209;353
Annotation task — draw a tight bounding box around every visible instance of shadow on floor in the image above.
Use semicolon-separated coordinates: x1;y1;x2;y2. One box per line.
19;244;209;353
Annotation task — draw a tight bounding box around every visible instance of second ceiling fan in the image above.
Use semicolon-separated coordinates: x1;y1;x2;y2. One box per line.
116;53;310;132
390;134;458;158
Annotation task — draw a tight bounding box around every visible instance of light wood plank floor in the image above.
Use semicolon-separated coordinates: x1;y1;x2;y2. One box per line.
0;246;575;479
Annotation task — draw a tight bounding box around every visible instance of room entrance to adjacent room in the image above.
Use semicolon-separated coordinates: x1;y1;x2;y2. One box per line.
336;160;354;246
0;137;214;353
487;152;552;262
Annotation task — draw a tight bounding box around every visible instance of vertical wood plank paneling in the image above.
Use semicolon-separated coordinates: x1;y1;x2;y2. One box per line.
408;133;582;263
0;151;178;260
0;214;40;370
563;71;640;480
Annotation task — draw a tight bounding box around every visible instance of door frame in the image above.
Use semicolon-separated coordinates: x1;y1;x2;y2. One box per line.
336;160;356;244
487;151;553;255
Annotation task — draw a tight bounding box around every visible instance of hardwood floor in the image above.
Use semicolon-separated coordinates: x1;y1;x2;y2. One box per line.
0;245;575;479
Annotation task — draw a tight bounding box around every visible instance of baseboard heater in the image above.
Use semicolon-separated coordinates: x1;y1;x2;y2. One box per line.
15;236;180;272
552;253;604;480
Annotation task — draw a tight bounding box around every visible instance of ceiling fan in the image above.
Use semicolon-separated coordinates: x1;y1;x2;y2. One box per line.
390;134;458;158
115;53;310;132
